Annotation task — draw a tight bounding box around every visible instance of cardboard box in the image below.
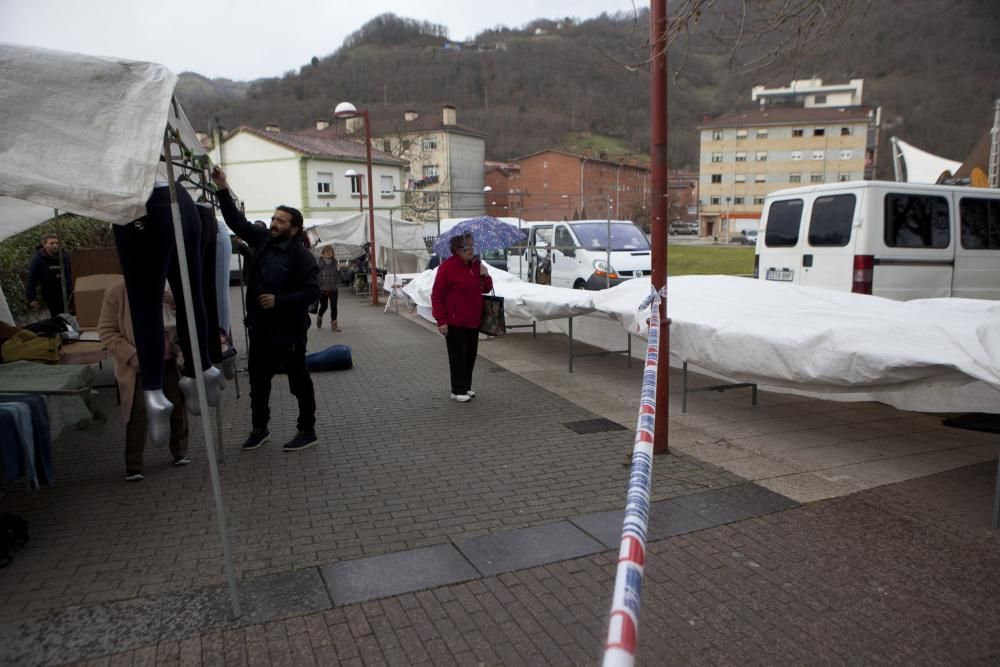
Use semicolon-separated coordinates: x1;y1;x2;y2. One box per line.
74;274;123;329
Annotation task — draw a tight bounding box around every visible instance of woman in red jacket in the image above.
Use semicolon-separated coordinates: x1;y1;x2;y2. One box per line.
431;233;494;402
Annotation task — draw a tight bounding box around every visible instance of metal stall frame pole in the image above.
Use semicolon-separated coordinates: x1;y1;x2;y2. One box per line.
606;198;612;289
387;209;399;314
162;128;241;618
52;209;71;317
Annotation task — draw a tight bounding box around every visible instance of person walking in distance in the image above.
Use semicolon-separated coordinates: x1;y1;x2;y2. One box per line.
316;245;341;331
211;167;320;452
431;233;493;402
25;233;72;317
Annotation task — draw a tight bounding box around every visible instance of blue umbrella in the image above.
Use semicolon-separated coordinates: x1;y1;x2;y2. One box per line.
432;216;526;258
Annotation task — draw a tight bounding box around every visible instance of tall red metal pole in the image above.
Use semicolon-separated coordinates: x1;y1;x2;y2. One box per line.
650;1;670;455
362;110;379;306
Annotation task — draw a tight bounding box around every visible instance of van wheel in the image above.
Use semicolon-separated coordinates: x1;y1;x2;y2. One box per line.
574;279;588;290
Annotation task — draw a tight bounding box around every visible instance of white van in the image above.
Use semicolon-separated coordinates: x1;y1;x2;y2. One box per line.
507;220;652;289
755;181;1000;300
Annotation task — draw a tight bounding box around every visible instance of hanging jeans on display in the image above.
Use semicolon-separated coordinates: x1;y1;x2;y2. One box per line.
114;185;221;442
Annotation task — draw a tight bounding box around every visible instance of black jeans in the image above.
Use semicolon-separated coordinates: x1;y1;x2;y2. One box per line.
317;290;338;321
248;334;316;433
445;326;479;395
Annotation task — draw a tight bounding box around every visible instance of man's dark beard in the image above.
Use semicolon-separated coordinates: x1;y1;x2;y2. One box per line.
270;227;295;242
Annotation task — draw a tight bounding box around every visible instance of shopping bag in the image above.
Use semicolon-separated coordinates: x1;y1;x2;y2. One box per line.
479;293;506;336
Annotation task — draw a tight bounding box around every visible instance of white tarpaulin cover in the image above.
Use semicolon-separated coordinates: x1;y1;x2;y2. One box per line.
312;212;430;273
0;43;191;239
404;269;1000;413
892;137;962;184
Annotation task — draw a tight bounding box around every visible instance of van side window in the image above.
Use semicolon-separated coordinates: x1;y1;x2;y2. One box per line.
554;226;576;252
808;194;856;247
763;199;804;247
884;194;950;248
959;197;1000;249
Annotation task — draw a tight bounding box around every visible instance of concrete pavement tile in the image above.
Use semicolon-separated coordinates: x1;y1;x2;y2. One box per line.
454;522;604;576
671;483;798;524
320;544;479;606
717;455;805;481
756;472;865;503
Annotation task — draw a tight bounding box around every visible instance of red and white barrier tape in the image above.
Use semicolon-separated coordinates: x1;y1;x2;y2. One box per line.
603;286;666;667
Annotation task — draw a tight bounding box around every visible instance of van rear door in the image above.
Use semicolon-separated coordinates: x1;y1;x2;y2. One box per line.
955;194;1000;299
799;192;858;292
875;191;954;299
759;197;806;285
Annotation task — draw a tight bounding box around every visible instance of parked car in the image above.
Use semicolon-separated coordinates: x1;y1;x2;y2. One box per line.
741;229;759;246
669;221;699;236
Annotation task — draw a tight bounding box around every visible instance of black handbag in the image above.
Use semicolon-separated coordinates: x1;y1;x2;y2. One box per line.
479;292;506;336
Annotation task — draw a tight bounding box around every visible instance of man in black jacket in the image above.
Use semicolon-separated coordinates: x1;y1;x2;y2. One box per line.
211;168;320;452
25;233;72;317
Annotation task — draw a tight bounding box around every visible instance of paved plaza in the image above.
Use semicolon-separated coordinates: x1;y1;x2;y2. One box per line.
1;287;998;665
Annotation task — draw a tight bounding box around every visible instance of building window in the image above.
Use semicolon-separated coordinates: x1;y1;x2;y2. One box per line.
756;128;768;139
810;173;824;183
755;151;768;162
837;173;851;182
543;160;548;168
422;137;438;150
814;94;827;104
733;197;745;205
316;172;332;195
839;149;853;160
424;192;439;205
711;152;723;163
792;128;804;137
753;196;766;205
710;196;721;205
754;174;766;183
812;150;825;161
840;126;851;136
711;174;722;184
401;139;411;151
380;175;393;193
791;151;803;161
789;173;802;183
813;128;825;137
712;129;723;140
735;174;747;183
349;175;362;195
382;139;392;153
735;151;747;162
422;164;439;178
736;129;748;140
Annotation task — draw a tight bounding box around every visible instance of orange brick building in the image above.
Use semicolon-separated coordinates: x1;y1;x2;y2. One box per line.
500;150;651;222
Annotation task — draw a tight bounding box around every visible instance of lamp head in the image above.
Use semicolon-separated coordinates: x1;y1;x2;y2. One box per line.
334;102;359;119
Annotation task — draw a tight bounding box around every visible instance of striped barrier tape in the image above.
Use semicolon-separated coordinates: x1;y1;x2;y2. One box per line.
603;286;667;667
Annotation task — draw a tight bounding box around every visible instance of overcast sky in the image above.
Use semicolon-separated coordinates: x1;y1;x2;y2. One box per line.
0;0;642;81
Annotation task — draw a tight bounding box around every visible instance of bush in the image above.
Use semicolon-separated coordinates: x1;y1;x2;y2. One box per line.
0;215;115;322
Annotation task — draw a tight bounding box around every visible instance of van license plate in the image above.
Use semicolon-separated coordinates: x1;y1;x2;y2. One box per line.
765;269;794;282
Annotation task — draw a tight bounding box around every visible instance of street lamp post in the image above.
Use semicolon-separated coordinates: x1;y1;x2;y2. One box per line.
335;101;379;306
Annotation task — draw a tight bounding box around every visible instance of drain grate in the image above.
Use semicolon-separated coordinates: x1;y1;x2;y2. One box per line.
563;418;627;434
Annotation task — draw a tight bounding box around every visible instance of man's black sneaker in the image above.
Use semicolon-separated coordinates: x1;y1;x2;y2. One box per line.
282;430;318;452
242;429;270;451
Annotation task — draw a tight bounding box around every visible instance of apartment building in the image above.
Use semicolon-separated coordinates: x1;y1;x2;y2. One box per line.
373;106;487;222
697;106;876;239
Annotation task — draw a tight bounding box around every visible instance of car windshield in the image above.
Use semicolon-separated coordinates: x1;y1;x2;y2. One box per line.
570;223;650;251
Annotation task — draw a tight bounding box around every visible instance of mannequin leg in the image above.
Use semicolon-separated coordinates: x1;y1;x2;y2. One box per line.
114;188;176;447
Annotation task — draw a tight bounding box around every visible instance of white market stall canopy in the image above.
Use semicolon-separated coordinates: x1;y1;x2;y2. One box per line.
0;42;206;239
312;211;430;273
890;137;962;184
404;270;1000;414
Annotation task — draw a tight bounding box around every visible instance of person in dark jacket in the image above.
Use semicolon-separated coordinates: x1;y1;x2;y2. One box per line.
25;234;72;317
431;233;493;402
211;167;320;452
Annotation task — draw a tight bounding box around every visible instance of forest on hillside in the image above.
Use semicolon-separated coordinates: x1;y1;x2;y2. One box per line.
176;1;999;172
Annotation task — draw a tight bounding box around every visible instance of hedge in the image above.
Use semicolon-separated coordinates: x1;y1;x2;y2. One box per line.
0;215;115;322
